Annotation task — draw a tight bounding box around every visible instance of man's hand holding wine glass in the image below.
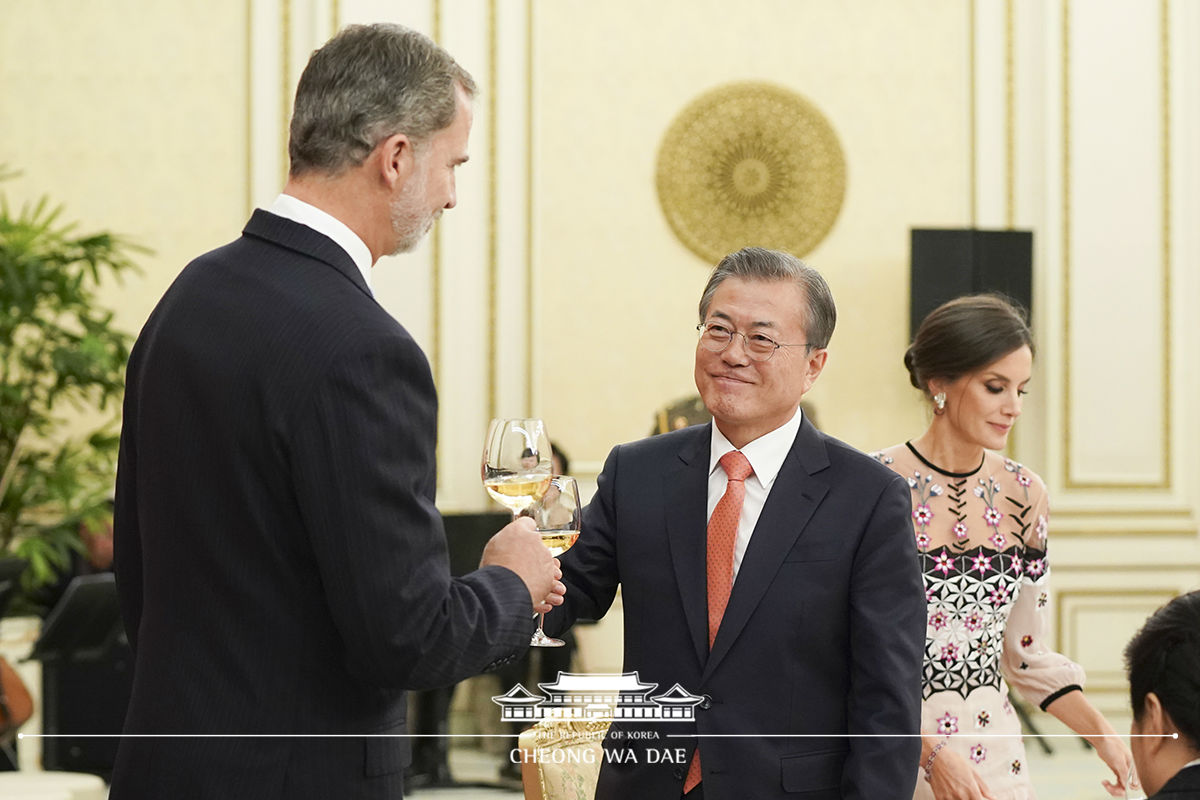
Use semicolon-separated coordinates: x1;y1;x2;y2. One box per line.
479;515;566;614
481;418;581;645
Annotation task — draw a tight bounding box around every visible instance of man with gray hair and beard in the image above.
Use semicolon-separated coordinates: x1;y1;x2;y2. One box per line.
111;23;562;799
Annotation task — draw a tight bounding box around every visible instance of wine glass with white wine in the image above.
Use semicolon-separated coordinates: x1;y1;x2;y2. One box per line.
482;418;552;514
481;418;558;646
526;475;581;647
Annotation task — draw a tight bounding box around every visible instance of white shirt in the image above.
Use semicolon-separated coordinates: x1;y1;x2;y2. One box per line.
707;405;805;580
268;194;374;295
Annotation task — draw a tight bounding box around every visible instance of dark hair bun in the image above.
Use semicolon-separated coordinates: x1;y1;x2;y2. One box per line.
903;347;921;390
905;294;1033;396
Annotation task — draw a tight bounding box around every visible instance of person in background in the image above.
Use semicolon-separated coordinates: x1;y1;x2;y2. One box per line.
649;395;818;436
32;501;115;613
872;294;1134;800
1125;590;1200;799
546;247;925;799
111;23;561;800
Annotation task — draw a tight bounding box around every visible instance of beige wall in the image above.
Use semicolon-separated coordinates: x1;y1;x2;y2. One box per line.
534;0;969;460
0;0;249;338
0;0;249;439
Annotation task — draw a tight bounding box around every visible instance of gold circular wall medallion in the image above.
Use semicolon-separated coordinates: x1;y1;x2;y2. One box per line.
656;81;847;263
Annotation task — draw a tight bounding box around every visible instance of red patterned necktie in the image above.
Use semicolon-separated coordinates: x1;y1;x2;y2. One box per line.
684;450;754;794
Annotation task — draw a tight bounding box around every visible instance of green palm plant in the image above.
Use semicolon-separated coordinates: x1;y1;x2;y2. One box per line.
0;166;141;610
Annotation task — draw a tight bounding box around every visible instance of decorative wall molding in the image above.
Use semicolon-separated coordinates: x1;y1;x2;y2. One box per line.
990;0;1197;533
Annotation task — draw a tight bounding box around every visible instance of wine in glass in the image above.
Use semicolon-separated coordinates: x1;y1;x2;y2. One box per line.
527;475;581;647
482;418;562;646
482;418;553;515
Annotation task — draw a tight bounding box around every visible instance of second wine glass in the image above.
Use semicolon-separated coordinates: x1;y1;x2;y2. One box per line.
481;418;561;647
528;475;581;647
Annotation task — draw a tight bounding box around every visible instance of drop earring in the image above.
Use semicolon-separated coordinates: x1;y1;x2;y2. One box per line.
933;392;946;415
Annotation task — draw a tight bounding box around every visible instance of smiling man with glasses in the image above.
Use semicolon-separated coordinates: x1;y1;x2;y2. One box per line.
692;260;826;451
543;246;925;799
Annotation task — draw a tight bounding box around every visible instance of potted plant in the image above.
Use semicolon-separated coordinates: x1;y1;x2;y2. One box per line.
0;166;141;615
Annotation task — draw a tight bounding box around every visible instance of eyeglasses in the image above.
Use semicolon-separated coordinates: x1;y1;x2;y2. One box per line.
696;321;810;362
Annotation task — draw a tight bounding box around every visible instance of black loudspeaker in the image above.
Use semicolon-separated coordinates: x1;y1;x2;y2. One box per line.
910;229;1033;337
41;644;133;778
31;575;133;780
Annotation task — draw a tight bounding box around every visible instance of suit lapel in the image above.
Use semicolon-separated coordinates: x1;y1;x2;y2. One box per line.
702;418;831;682
242;210;375;301
664;426;712;669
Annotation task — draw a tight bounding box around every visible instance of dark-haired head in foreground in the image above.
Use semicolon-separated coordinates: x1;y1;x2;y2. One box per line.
1125;590;1200;797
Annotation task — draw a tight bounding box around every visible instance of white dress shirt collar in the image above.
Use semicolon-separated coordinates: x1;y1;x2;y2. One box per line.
268;194;374;295
708;405;805;491
707;405;805;579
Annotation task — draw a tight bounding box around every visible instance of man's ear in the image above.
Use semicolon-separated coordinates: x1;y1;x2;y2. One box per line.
375;132;415;189
1140;692;1173;756
800;348;829;396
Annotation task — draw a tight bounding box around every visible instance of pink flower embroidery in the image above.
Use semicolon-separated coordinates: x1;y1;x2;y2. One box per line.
952;522;969;541
990;585;1011;606
983;507;1003;527
976;710;990;728
1017;474;1032;487
1020;635;1033;648
916;532;931;550
933;553;954;576
940;643;959;663
964;611;984;631
937;712;959;735
1027;558;1046;577
970;554;992;574
989;531;1006;549
929;610;949;631
970;744;987;764
1012;555;1024;575
913;505;933;525
1011;759;1022;775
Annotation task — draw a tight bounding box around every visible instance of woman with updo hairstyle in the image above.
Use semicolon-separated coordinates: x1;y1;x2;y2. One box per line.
872;294;1134;800
1125;590;1200;799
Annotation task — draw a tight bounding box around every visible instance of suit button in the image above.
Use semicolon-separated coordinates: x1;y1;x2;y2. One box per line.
700;694;713;710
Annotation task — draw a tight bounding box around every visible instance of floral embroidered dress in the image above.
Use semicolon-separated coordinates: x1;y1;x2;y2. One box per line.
872;443;1085;800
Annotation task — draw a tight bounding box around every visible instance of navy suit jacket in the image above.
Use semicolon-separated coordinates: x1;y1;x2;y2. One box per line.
111;211;532;799
1149;763;1200;799
545;420;926;799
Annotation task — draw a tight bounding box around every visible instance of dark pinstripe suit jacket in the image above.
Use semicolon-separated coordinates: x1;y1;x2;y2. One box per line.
110;211;531;799
545;421;926;800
